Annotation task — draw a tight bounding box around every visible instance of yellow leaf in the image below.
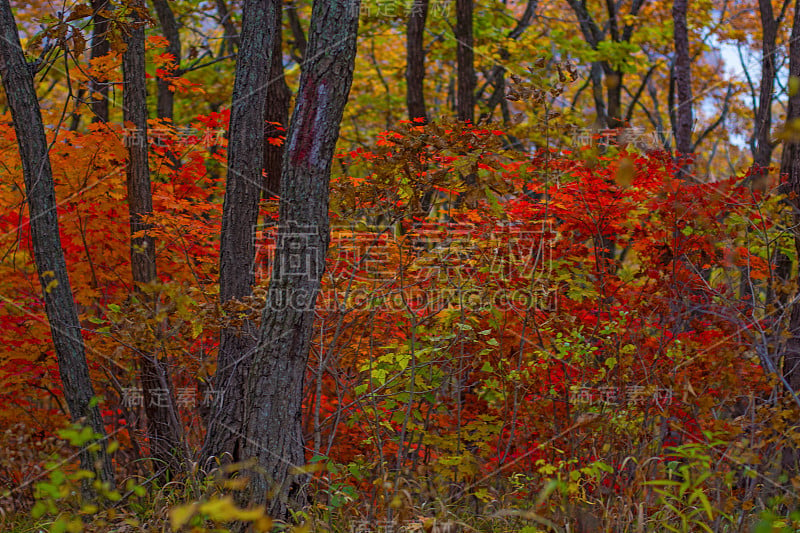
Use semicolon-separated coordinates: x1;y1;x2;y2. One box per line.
615;157;635;187
170;502;198;530
191;321;203;339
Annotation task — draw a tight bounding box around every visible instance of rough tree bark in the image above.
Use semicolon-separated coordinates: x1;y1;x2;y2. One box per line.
210;0;289;198
0;0;114;484
237;0;361;518
151;0;181;121
781;0;800;401
752;0;786;173
263;7;290;198
455;0;474;122
589;62;608;128
286;0;307;62
122;0;185;478
672;0;693;174
201;0;279;468
89;0;111;123
406;0;429;122
68;0;111;130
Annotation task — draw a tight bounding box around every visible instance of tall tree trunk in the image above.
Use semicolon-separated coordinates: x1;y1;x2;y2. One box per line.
69;0;111;130
122;0;185;479
264;10;290;198
590;62;608;128
455;0;474;122
238;0;361;518
151;0;181;122
89;0;110;123
780;0;800;477
406;0;429;121
201;0;279;468
216;0;241;54
753;0;782;171
603;66;624;129
211;0;288;198
672;0;693;172
0;0;114;484
782;0;800;402
286;0;307;62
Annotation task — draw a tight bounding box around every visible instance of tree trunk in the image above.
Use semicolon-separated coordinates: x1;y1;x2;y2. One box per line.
406;0;429;122
69;0;111;130
590;62;608;128
151;0;181;122
264;10;290;198
209;0;288;198
216;0;241;54
122;0;185;479
779;0;800;477
287;0;307;62
566;0;646;132
89;0;110;123
201;0;279;468
672;0;693;173
455;0;474;122
604;66;624;129
238;0;361;518
782;0;800;398
0;0;114;484
754;0;779;171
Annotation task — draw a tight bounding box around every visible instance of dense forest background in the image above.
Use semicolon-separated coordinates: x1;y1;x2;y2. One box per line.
2;0;800;531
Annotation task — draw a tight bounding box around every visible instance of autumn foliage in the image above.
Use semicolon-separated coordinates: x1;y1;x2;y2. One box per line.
0;107;795;530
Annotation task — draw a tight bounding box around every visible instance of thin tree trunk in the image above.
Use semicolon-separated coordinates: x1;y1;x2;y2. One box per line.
201;0;279;469
752;0;784;171
782;0;800;400
122;0;185;479
590;62;608;128
89;0;110;123
238;0;361;518
151;0;181;122
0;0;114;484
566;0;646;132
211;0;288;198
605;67;624;129
216;0;241;55
286;0;307;62
455;0;474;122
779;0;800;478
264;10;290;198
406;0;429;121
69;0;111;130
672;0;693;174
